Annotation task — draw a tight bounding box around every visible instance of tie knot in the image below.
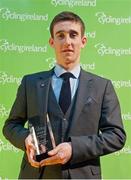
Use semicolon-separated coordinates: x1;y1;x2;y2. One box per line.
60;72;75;81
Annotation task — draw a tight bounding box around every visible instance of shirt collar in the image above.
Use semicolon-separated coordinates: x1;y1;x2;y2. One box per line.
54;64;80;79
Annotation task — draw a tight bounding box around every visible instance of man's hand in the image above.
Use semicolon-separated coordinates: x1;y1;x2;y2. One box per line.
25;134;40;168
40;142;72;166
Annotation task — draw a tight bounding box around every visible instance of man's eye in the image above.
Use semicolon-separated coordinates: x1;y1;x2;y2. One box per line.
57;34;64;39
70;33;77;38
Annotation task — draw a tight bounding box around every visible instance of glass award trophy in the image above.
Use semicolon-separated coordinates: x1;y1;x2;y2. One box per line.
29;114;56;162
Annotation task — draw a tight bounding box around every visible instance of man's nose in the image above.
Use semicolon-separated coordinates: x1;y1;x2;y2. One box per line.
64;36;71;45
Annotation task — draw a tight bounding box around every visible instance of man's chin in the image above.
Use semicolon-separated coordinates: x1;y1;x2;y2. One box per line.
65;59;75;64
62;60;77;69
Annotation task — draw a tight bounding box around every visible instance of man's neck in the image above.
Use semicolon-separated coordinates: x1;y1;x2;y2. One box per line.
57;63;79;71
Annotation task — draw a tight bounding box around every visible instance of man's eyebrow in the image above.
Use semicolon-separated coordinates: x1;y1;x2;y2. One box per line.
69;30;79;34
55;30;64;35
55;29;79;35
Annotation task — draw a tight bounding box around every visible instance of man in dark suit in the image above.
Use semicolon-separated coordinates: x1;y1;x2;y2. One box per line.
3;11;126;179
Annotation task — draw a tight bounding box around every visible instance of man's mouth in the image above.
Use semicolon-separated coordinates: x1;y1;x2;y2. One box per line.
62;49;74;52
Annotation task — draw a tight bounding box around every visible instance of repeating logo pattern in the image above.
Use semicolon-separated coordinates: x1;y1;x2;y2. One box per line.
51;0;96;8
0;8;48;21
0;0;131;178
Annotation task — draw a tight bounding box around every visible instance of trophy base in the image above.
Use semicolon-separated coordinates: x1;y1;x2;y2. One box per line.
36;152;49;162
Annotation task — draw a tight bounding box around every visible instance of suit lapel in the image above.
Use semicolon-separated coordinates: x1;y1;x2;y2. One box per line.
36;70;53;117
68;69;94;134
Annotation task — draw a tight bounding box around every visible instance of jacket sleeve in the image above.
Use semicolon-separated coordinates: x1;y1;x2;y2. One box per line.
2;76;29;151
70;80;126;165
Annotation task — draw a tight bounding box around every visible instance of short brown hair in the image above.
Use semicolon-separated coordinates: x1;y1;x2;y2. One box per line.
50;11;85;38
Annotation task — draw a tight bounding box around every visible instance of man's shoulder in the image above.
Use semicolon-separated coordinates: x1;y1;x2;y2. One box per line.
22;69;54;81
81;69;110;82
81;69;113;91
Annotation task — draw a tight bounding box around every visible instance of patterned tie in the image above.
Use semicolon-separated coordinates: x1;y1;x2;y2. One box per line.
59;72;75;114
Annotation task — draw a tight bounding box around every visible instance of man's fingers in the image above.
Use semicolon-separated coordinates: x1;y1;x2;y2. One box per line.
40;144;46;153
26;148;40;168
48;146;59;156
39;142;72;166
57;151;64;160
25;135;40;168
40;151;67;166
40;153;62;166
30;160;40;168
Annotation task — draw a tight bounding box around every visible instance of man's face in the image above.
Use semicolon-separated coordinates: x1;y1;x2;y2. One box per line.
49;21;87;70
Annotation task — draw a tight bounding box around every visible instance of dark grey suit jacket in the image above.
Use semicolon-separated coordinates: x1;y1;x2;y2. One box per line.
3;68;126;179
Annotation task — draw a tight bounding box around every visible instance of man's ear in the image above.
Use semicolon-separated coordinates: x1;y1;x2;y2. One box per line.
81;36;87;48
49;37;54;48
